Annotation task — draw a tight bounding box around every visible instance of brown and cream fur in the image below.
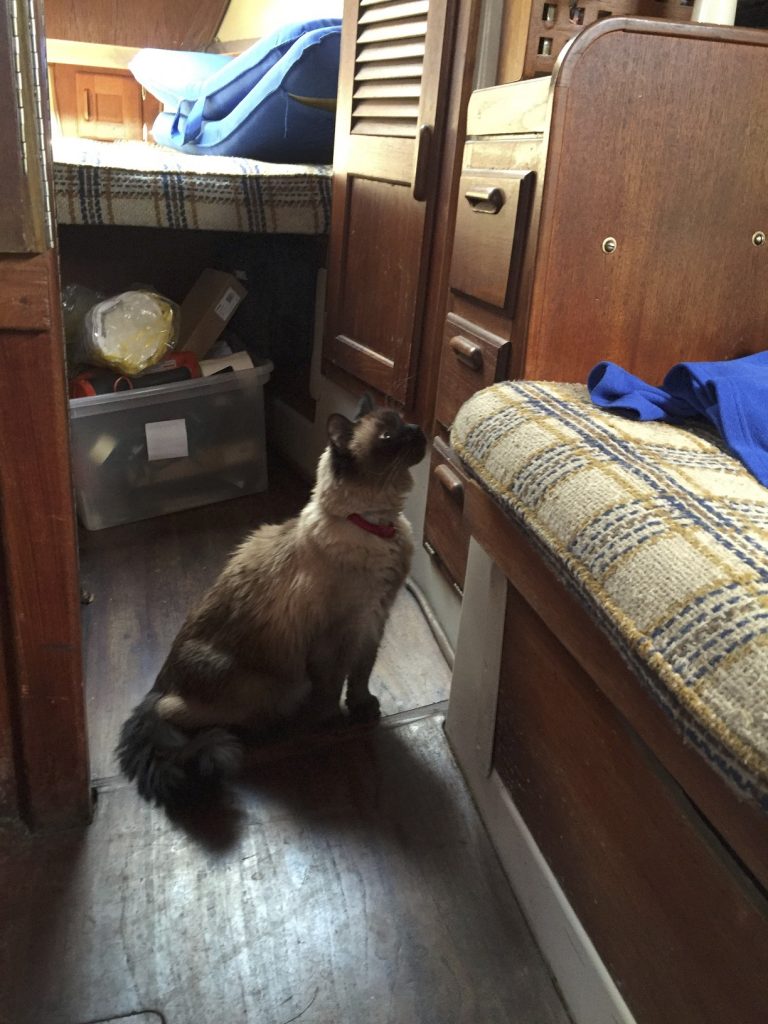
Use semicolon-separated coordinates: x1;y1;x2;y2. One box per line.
117;396;426;804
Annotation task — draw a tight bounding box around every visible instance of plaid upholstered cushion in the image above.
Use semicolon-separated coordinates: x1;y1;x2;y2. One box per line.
452;381;768;811
53;138;332;235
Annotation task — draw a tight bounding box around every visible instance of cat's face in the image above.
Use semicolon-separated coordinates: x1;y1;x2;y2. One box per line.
327;403;426;481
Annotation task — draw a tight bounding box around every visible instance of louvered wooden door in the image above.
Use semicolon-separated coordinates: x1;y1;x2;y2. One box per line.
324;0;455;405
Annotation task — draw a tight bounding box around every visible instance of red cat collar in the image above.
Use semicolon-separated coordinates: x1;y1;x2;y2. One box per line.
347;513;397;539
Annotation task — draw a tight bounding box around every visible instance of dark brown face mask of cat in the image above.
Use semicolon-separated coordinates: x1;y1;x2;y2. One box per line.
326;396;427;483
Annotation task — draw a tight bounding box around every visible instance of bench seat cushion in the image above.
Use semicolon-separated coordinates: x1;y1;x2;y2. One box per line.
451;380;768;811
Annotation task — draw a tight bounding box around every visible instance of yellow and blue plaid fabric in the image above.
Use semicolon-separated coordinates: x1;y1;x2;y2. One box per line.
452;380;768;811
53;138;332;235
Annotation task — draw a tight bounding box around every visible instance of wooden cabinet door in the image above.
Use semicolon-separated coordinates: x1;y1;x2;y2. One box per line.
324;0;456;405
51;66;146;141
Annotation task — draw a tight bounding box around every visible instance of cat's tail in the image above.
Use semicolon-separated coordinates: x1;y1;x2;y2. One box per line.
116;692;243;806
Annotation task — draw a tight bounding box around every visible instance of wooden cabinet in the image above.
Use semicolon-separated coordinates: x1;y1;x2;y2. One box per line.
324;0;455;405
497;0;692;82
424;17;768;588
323;0;482;415
51;65;161;141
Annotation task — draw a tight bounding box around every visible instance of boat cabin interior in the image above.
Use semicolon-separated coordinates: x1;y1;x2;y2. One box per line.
1;1;767;1022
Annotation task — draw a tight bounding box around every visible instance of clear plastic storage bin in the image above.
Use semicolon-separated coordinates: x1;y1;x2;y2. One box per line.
69;362;272;530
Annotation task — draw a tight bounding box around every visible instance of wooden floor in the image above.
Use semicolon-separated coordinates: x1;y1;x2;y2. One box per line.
0;456;571;1024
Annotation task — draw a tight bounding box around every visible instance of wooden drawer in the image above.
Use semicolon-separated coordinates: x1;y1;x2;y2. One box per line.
423;438;471;591
435;315;511;430
450;168;534;311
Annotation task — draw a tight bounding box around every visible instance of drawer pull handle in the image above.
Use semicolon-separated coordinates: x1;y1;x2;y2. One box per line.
465;186;505;214
449;334;483;371
434;464;464;503
413;124;432;202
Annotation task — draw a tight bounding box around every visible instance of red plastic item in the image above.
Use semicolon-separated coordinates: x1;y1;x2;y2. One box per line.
70;352;201;398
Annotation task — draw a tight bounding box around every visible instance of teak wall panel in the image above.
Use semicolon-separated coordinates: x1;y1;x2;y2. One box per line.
44;0;230;49
494;583;768;1024
523;22;768;383
0;254;91;828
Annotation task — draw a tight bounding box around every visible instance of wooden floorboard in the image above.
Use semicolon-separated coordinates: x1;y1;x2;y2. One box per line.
0;714;570;1024
1;457;568;1024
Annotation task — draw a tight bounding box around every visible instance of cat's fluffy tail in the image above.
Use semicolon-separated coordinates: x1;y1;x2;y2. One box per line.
116;692;243;805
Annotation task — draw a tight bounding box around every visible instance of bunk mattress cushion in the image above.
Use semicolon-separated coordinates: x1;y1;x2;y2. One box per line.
52;138;332;235
451;380;768;811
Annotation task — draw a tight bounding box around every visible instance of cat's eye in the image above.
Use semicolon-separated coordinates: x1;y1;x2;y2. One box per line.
379;431;392;442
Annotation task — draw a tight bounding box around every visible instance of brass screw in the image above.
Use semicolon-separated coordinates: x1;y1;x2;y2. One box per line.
602;237;617;254
753;231;766;247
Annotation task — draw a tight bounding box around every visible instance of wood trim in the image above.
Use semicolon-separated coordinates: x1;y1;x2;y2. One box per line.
45;39;142;69
412;0;482;430
465;76;551;138
326;333;396;396
43;0;230;50
0;554;21;818
0;252;91;829
0;257;52;331
555;16;768;86
464;477;768;892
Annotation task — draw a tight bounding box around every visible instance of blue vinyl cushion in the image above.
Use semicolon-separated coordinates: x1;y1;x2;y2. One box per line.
147;19;342;163
128;49;233;110
183;18;341;127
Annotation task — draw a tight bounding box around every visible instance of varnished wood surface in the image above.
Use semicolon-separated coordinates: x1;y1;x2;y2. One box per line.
423;439;471;590
0;714;570;1024
525;20;768;383
434;314;510;431
324;0;459;412
51;64;161;142
43;0;230;50
0;252;91;828
495;585;768;1024
80;459;452;779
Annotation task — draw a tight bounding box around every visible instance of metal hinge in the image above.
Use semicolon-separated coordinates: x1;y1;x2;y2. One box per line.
9;0;28;176
9;0;54;248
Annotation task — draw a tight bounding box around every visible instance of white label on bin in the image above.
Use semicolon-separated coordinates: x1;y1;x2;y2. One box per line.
215;287;241;322
145;418;189;461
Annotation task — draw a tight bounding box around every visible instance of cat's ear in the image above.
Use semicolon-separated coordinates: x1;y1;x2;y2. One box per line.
353;392;375;421
327;413;355;453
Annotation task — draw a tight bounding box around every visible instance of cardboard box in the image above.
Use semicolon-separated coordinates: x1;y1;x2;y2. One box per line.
178;269;247;359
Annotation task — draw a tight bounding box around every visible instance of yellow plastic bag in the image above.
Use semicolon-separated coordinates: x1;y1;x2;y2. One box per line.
83;290;179;375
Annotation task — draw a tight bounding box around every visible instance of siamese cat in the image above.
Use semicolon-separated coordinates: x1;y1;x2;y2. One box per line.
117;394;427;805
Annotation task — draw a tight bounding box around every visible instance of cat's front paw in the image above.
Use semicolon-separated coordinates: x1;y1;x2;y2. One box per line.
347;693;381;724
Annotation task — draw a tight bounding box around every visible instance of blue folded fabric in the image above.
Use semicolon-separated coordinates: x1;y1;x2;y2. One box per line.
588;352;768;486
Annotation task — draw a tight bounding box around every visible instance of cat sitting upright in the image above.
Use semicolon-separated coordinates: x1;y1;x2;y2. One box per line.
117;394;427;805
